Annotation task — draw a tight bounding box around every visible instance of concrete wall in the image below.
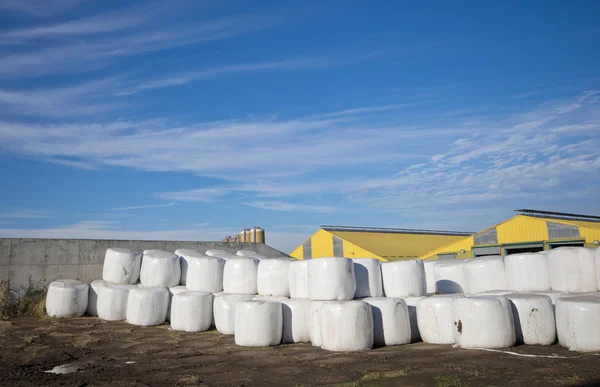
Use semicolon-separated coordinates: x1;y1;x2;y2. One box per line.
0;238;289;289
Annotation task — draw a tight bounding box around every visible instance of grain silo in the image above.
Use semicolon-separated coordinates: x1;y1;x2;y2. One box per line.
239;229;246;242
254;226;265;243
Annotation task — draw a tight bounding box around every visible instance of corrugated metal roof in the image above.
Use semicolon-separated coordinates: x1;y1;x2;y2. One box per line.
321;225;472;236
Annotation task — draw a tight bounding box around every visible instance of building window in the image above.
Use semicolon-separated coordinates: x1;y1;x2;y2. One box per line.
438;253;456;260
504;243;544;255
547;221;580;240
303;239;312;260
474;227;498;245
473;246;501;257
333;236;344;257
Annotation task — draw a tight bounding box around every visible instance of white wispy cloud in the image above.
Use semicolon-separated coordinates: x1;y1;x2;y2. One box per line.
0;0;86;16
108;202;176;211
0;209;52;218
243;201;339;213
155;188;232;202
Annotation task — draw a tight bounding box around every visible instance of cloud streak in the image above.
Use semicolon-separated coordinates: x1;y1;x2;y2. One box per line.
108;202;176;211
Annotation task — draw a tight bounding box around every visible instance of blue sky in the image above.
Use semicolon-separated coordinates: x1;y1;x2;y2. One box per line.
0;0;599;253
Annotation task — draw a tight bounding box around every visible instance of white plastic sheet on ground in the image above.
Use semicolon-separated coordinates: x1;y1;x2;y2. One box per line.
548;247;598;292
352;258;383;298
166;286;188;321
288;260;309;299
223;257;259;294
530;290;567;305
556;295;600;352
308;258;356;301
46;280;89;318
505;252;551;292
126;286;169;326
403;296;428;342
506;293;556;345
463;256;507;294
309;300;326;347
174;248;202;286
423;261;437;294
281;298;311;343
364;297;411;346
186;256;225;293
381;260;426;297
319;301;374;352
433;260;465;294
257;259;292;297
234;301;282;346
102;248;142;284
140;250;181;288
97;284;137;321
213;294;255;334
86;279;107;317
417;295;463;344
170;291;213;332
453;296;516;349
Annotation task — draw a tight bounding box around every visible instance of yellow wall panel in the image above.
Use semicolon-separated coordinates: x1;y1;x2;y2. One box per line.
289;245;303;260
497;216;549;243
340;239;384;261
311;229;335;258
579;226;600;245
420;236;475;260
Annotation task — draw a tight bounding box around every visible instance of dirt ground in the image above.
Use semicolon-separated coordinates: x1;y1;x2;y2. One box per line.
0;317;599;387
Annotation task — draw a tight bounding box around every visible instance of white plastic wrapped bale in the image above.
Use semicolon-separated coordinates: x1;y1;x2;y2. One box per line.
416;295;463;344
223;257;259;294
170;291;213;332
548;247;598;292
308;258;356;301
167;286;188;321
257;259;292;297
462;256;507;294
253;295;289;302
423;261;437;294
319;301;374;352
364;297;411;346
556;295;600;352
102;248;142;284
288;260;309;299
530;290;567;305
281;298;311;343
309;300;326;346
186;256;225;293
174;248;202;286
597;247;600;290
352;258;383;298
474;290;515;296
205;249;232;259
46;280;89;318
403;296;428;342
126;286;169;326
234;301;283;347
86;279;107;316
505;252;551;291
381;260;426;298
213;294;255;334
452;296;516;349
236;249;258;257
97;284;137;321
433;260;465;294
140;250;181;288
505;293;556;345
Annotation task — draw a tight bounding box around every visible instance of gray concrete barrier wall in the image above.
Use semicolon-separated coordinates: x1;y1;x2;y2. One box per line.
0;238;289;289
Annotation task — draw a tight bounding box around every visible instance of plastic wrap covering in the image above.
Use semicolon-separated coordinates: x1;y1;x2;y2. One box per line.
403;296;427;342
597;248;600;290
186;256;225;293
452;296;516;349
416;295;463;344
166;286;188;321
126;287;169;326
505;252;551;291
236;250;262;258
288;260;309;299
97;284;137;321
433;260;465;294
506;294;556;345
319;301;374;352
530;290;567;305
548;247;598;292
253;295;289;301
309;300;326;346
46;280;89;318
423;261;437;294
170;291;213;332
364;297;411;346
463;256;507;294
86;279;107;316
223;257;259;294
281;298;311;343
174;249;202;286
102;248;142;284
474;290;515;296
556;295;600;352
308;258;356;301
205;249;232;259
381;260;426;297
352;258;383;298
213;294;255;334
234;301;283;346
257;259;292;297
140;250;181;287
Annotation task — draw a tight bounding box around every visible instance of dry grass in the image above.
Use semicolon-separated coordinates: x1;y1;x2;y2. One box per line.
0;280;46;319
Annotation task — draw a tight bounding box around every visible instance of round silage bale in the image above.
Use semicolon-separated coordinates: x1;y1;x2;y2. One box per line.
174;248;202;286
462;256;507;294
529;290;567;305
253;295;289;302
352;258;383;298
505;293;556;345
319;301;374;352
213;293;255;334
126;286;169;326
46;280;89;318
257;258;292;297
363;297;411;347
417;295;464;344
309;300;327;347
548;247;598;292
170;291;213;332
223;257;259;294
186;256;225;293
288;260;309;298
102;248;142;284
281;298;311;343
556;295;600;352
433;260;465;294
402;296;428;342
234;301;283;347
97;284;137;321
86;279;107;317
381;260;426;297
205;249;232;259
308;258;356;301
504;252;550;291
166;286;188;321
423;261;437;294
140;250;181;288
